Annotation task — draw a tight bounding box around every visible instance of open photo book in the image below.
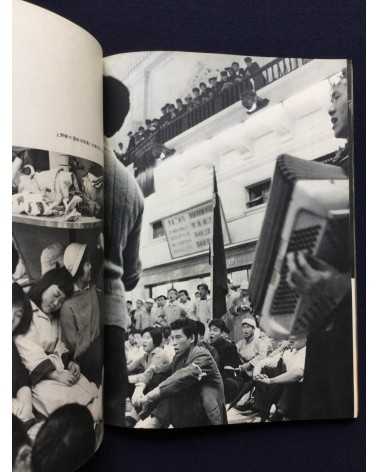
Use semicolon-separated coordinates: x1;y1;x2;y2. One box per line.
12;1;359;471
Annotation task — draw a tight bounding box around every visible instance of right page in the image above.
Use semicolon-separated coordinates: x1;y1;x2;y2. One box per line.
103;52;357;428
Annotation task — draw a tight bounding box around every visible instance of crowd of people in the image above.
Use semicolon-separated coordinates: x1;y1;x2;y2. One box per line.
12;64;354;466
12;240;103;471
115;56;269;166
116;66;353;429
122;281;308;427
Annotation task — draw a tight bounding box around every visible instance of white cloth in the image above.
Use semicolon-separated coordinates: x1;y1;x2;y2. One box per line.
15;303;98;417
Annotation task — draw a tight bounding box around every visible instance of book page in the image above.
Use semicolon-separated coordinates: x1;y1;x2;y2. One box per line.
12;1;104;470
103;51;357;429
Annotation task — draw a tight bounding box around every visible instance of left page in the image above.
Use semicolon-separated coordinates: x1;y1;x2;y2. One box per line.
12;1;104;470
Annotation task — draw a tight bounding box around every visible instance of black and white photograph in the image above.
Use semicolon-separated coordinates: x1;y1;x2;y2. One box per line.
12;147;104;470
103;51;356;428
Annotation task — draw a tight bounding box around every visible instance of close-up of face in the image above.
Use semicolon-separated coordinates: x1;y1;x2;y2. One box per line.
136;299;143;309
241;323;255;340
198;286;208;299
128;333;136;345
12;303;24;332
168;290;177;302
241;94;256;110
156;296;166;307
178;292;187;303
41;284;66;314
328;78;348;139
209;325;222;344
142;331;154;353
171;328;192;356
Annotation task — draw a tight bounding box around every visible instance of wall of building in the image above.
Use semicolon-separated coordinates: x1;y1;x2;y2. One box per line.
122;58;347;301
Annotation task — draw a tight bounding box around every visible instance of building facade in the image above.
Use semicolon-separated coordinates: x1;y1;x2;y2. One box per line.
107;54;347;301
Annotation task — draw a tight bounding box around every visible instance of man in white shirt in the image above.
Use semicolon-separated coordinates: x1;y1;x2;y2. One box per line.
193;283;212;326
178;289;195;320
163;288;186;325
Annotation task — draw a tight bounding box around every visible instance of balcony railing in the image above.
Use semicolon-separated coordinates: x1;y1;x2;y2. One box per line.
124;57;312;172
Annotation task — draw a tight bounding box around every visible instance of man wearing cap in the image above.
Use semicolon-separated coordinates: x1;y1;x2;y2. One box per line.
178;289;195;320
163;288;187;325
224;280;255;343
193;283;212;326
60;243;102;386
237;318;270;373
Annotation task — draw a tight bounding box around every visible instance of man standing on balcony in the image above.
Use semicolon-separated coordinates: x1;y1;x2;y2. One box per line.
192;88;202;107
199;82;211;102
159;104;170;128
208;76;221;97
219;70;233;92
184;94;194;112
244;56;266;90
176;98;187;116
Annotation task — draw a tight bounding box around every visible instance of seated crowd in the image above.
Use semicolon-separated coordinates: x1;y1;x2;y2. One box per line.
115;56;269;165
123;280;307;428
12;241;103;471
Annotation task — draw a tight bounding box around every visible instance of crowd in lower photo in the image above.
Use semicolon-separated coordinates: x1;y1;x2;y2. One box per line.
12;240;103;472
122;282;307;428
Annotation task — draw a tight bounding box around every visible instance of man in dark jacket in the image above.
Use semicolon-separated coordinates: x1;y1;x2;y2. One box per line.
103;76;144;426
136;318;226;428
209;319;241;403
244;56;266;90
